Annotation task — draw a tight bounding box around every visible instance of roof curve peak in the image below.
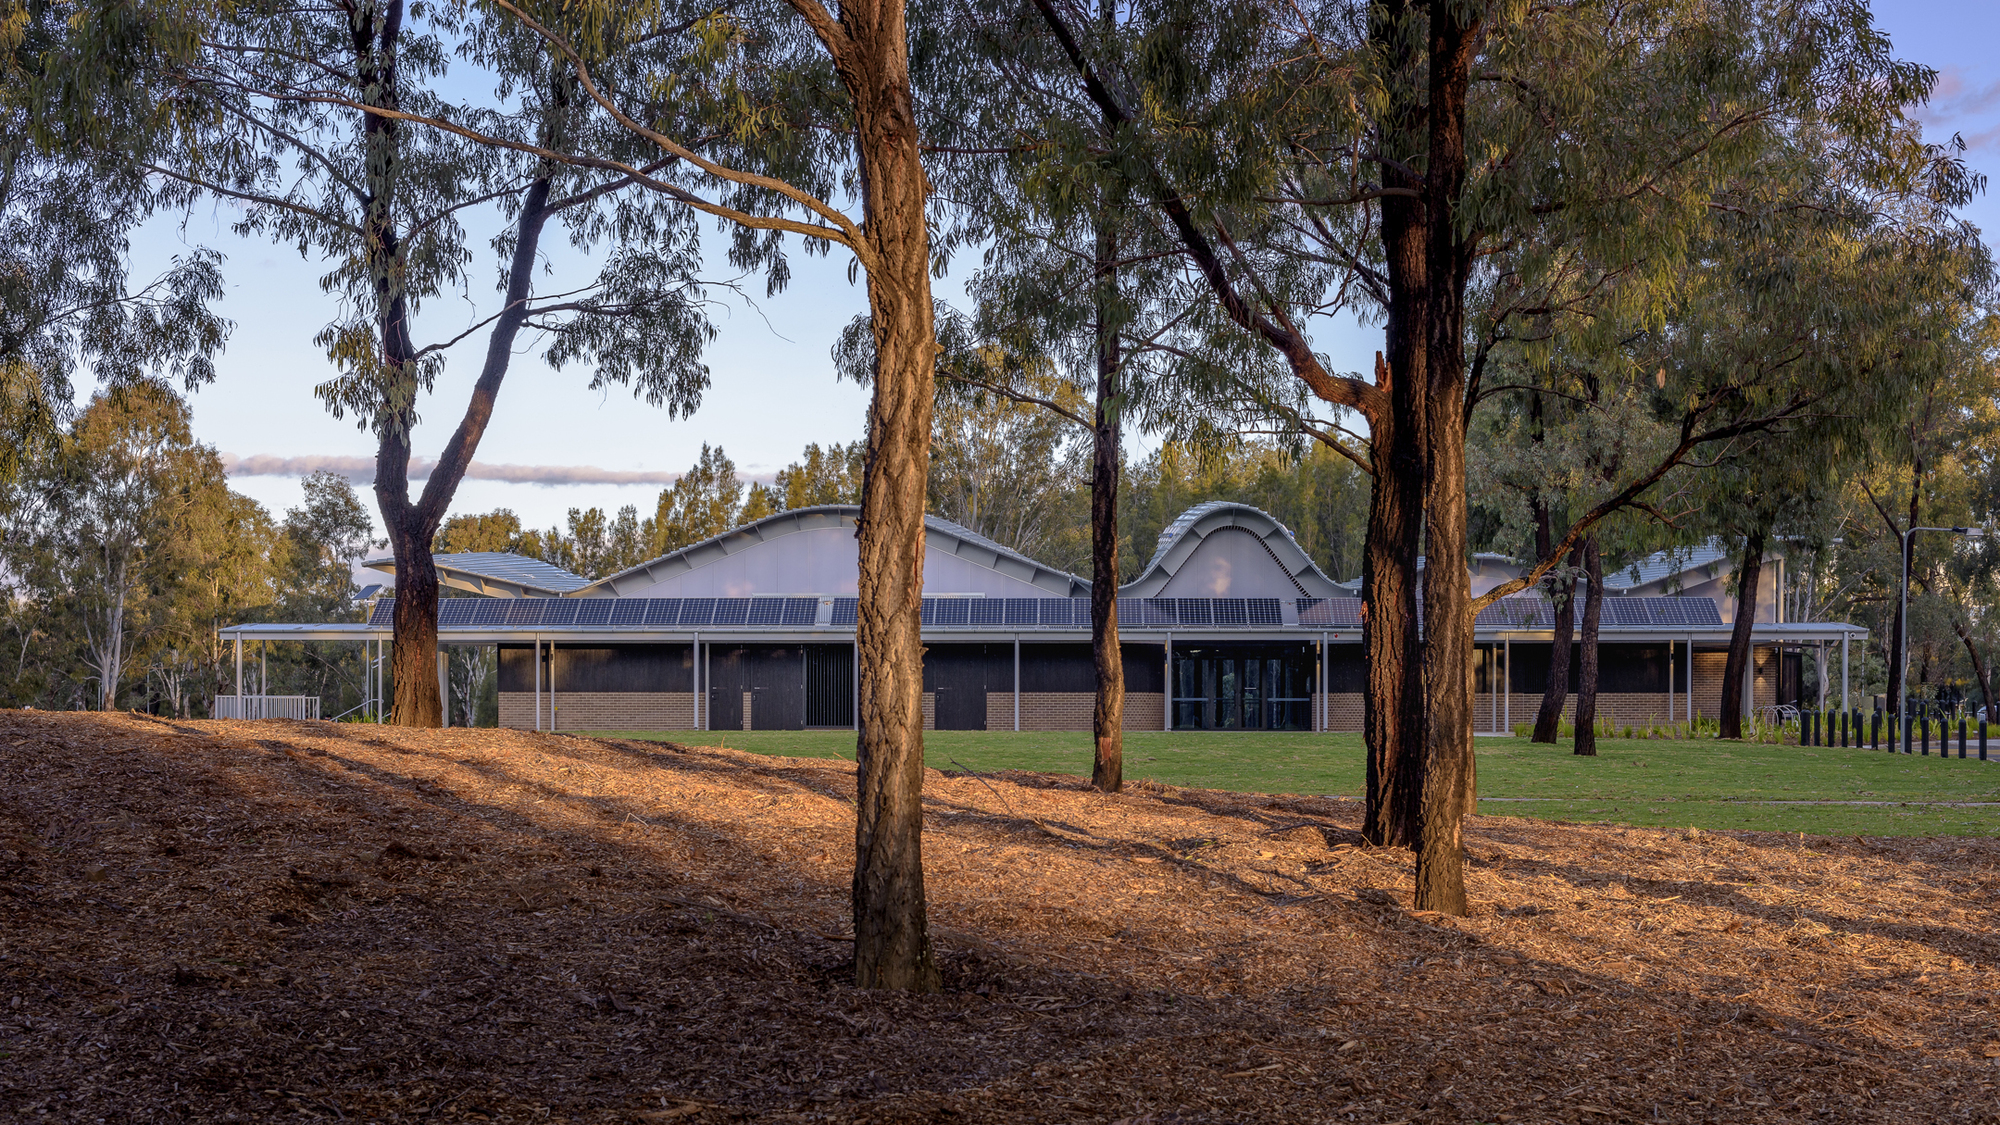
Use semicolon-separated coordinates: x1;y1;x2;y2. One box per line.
1121;501;1342;599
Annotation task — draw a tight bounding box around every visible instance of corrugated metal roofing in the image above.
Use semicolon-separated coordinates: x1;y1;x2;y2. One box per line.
364;551;592;594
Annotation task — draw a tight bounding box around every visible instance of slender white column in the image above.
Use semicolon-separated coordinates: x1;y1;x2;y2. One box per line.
1163;633;1173;732
233;637;243;704
533;636;542;731
1012;638;1021;732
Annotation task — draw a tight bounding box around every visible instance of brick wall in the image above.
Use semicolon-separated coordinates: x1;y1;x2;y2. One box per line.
966;692;1168;731
499;691;694;731
1314;692;1365;732
1497;692;1677;729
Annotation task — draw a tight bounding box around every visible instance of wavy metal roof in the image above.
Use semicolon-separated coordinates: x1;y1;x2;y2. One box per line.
363;551;592;597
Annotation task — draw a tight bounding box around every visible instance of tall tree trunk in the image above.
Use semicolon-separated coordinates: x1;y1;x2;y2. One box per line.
1719;527;1766;739
1886;484;1920;720
379;156;554;727
1533;540;1580;744
1410;0;1483;916
1363;0;1431;851
839;0;941;993
1089;215;1125;792
1572;536;1603;756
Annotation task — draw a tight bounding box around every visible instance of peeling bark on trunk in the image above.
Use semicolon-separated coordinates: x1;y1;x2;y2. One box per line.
1572;536;1602;756
1363;361;1422;848
1408;0;1482;916
838;0;941;993
1719;528;1765;739
1089;218;1124;793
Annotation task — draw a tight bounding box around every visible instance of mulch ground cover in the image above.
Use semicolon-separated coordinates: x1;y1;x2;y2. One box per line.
1;711;1996;1123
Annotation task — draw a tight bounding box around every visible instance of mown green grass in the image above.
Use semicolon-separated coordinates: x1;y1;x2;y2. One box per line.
586;728;2000;837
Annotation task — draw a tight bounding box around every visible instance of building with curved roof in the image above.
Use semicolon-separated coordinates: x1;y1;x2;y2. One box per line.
225;503;1863;735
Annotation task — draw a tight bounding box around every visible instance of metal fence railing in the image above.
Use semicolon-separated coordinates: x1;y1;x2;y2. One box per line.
212;695;321;721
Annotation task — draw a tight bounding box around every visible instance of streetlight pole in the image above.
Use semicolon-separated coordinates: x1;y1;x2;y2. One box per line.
1899;525;1983;752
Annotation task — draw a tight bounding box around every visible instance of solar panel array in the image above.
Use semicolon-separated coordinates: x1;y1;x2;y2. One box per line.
365;593;1718;630
1471;596;1724;628
378;596;820;628
1296;598;1366;626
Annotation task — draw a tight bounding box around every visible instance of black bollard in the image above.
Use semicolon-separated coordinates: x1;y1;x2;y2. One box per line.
1960;716;1968;759
1922;708;1930;755
1872;709;1881;750
1982;720;1989;762
1904;708;1914;754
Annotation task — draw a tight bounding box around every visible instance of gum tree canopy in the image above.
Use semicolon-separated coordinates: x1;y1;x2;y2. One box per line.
1018;0;1979;911
48;0;722;726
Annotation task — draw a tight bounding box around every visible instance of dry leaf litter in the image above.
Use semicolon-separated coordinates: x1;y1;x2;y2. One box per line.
1;711;1996;1123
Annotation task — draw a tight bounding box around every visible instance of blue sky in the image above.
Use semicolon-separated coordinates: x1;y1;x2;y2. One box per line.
126;0;2000;540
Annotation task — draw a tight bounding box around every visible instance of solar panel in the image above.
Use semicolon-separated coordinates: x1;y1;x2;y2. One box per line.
573;600;612;625
504;600;544;626
747;597;784;625
1073;597;1092;624
781;597;819;626
1212;598;1248;626
831;598;859;626
471;599;510;626
679;598;715;626
438;600;476;626
609;599;648;625
540;600;579;626
1294;598;1364;626
1247;598;1282;626
934;598;970;626
1004;598;1038;625
1038;599;1072;626
712;598;749;626
368;598;395;626
643;598;682;625
969;598;1006;625
1175;598;1211;627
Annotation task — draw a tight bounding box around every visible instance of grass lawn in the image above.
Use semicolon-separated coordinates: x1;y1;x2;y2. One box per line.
586;727;2000;837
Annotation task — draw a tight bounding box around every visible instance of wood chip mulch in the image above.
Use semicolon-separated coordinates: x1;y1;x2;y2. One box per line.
2;711;1997;1123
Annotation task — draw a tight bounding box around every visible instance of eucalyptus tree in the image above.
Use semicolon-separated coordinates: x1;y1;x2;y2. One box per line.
60;0;721;725
1022;0;1962;910
3;0;230;478
383;0;977;990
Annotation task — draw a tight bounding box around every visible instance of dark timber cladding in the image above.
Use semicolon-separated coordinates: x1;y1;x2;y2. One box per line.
923;644;1165;730
498;645;691;692
707;646;808;730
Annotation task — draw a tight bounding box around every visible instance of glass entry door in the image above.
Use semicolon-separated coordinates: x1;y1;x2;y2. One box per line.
1173;644;1315;730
